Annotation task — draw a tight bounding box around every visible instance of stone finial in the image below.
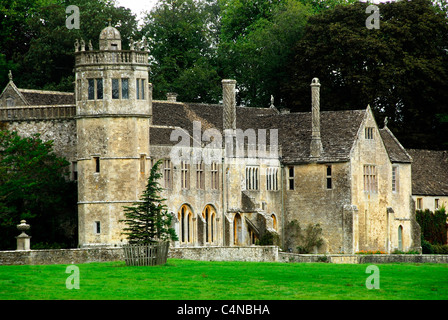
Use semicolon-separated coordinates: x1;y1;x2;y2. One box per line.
8;70;12;81
80;38;85;51
16;220;31;251
130;39;135;51
384;116;388;128
167;92;178;102
74;39;79;52
108;17;112;27
270;95;275;108
88;40;93;51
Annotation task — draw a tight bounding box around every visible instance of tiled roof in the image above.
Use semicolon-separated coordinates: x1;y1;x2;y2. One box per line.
18;89;75;106
150;101;366;164
406;149;448;196
379;127;412;163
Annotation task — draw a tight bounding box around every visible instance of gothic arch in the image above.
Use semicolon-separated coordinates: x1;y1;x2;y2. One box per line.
398;225;403;251
202;204;217;244
178;204;194;244
234;213;242;245
271;213;278;231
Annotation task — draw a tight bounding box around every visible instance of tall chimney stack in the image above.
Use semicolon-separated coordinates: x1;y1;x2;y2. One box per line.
222;79;236;131
310;77;323;158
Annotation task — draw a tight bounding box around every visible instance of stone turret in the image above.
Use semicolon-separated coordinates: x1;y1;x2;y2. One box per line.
74;21;151;247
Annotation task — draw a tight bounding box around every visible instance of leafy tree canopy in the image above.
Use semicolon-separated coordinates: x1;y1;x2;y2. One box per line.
140;0;221;103
0;130;77;249
0;0;138;91
281;0;448;149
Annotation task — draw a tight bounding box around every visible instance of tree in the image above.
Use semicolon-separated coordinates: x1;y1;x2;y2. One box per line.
140;0;221;103
416;207;447;245
0;130;77;249
120;160;178;244
282;0;448;149
0;0;138;91
218;0;358;107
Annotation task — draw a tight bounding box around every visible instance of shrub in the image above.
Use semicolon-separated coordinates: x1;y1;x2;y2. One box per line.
283;220;324;253
257;231;279;245
355;250;386;254
422;239;434;254
392;249;420;254
432;244;448;254
416;207;447;245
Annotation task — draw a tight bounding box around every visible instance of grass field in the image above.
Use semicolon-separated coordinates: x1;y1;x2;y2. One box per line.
0;259;447;300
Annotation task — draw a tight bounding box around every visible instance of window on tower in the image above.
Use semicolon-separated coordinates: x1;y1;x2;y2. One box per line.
88;79;95;100
121;78;129;99
112;79;119;99
96;79;103;99
136;79;145;100
88;78;103;100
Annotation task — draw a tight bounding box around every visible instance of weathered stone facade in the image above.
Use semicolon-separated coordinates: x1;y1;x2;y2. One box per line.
0;25;423;254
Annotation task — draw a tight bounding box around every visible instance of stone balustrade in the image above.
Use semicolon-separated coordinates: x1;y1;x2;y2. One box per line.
0;105;76;121
75;50;148;66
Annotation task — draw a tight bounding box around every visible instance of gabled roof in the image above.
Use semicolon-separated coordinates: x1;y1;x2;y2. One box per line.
150;101;367;164
0;77;74;107
406;149;448;196
379;126;412;163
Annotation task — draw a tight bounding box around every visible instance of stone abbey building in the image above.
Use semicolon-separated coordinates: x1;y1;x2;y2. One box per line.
0;25;421;253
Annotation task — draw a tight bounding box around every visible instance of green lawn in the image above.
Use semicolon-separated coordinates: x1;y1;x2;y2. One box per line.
0;259;447;300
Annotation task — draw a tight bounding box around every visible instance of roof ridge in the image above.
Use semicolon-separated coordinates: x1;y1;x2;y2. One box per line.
18;88;74;95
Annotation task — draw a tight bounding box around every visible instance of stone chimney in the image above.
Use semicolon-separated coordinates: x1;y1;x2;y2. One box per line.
167;92;178;102
310;78;323;158
222;79;237;131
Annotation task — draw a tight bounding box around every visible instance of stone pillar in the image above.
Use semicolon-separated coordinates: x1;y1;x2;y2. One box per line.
310;78;323;158
16;220;31;251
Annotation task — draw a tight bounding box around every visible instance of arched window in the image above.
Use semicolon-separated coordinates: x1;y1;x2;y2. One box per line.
271;214;277;230
398;225;403;251
202;205;217;244
188;211;192;243
178;204;194;244
234;213;242;245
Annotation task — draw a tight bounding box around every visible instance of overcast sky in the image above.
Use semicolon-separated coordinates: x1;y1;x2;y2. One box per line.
116;0;157;23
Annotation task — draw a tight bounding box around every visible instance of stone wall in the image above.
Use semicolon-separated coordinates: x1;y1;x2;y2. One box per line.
2;246;447;265
278;252;448;264
168;246;279;262
0;246;279;265
3;119;77;163
0;247;124;265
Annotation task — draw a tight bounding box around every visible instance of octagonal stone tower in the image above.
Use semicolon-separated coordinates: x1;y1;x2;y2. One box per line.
74;22;151;247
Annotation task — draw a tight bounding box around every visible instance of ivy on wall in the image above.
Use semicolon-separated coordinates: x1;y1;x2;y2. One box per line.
416;207;447;245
